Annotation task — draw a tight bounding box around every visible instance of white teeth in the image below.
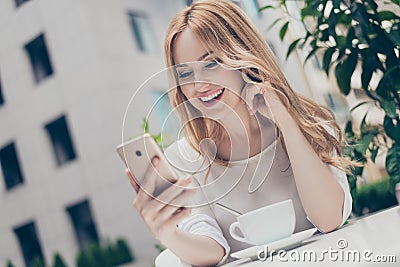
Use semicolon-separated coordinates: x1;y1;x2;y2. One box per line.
200;89;224;102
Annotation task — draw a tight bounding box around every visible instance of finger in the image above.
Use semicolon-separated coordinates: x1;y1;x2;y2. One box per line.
138;183;194;225
157;188;196;221
136;157;160;205
240;84;252;113
125;168;139;193
245;84;259;115
147;177;193;213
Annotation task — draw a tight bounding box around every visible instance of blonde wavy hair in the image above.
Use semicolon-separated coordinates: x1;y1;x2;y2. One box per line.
164;0;356;174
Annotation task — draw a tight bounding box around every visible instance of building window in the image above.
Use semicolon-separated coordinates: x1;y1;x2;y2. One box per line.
182;0;193;6
231;0;260;18
1;142;24;190
44;115;77;166
128;12;157;53
15;0;30;7
0;74;4;106
242;0;260;18
13;221;45;267
25;34;54;83
66;200;99;248
150;90;180;146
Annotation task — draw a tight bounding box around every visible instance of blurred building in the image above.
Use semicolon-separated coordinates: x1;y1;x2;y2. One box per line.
0;0;348;267
0;0;187;266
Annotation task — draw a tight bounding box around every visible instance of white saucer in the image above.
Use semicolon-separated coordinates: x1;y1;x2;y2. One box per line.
230;228;318;259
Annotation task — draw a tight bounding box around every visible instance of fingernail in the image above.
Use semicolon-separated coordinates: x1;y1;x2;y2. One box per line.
152;156;159;166
184;177;192;183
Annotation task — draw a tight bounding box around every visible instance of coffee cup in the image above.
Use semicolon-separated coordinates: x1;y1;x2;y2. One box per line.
229;199;295;245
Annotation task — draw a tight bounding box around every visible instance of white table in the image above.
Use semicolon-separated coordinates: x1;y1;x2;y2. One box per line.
155;205;400;266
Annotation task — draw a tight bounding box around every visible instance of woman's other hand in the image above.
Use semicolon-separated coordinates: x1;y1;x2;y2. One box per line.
241;82;289;128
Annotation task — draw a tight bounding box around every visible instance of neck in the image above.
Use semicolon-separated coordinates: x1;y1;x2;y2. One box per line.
215;104;277;161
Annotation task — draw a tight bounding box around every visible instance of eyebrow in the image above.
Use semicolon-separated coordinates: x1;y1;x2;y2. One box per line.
197;52;211;61
175;52;213;68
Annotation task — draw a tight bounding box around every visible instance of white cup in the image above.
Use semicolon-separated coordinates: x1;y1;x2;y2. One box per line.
229;199;295;245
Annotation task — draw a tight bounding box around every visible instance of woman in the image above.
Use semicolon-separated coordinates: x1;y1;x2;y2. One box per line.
126;0;355;266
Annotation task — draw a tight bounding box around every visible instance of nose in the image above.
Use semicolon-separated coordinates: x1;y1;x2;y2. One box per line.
193;67;212;93
194;80;212;94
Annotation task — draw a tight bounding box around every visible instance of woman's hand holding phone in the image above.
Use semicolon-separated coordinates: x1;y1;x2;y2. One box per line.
125;156;195;243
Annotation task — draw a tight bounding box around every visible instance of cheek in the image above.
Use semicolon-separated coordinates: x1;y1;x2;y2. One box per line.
180;84;194;99
218;70;244;91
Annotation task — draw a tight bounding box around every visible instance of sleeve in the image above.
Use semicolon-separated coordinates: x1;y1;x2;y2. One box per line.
177;212;231;266
328;154;352;227
165;140;231;266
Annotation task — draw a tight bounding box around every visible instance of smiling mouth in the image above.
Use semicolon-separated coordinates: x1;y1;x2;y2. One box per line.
199;88;225;103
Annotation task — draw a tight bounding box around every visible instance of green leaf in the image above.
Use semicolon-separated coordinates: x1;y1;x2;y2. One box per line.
344;120;354;138
286;38;301;59
279;21;289;41
360;111;369;134
384;116;396;140
259;5;274;12
376;65;400;99
267;18;282;32
335;52;358;95
299;31;311;49
350;101;373;112
387;27;400;47
332;0;341;9
155;243;166;253
152;133;163;147
378;11;399;21
141;118;149;133
336;11;352;26
355;133;374;155
381;100;397;118
365;0;378;11
371;147;379;163
322;47;335;75
361;53;377;90
300;5;314;20
336;35;347;49
327;9;338;30
305;47;320;63
383;116;400;143
386;145;400;189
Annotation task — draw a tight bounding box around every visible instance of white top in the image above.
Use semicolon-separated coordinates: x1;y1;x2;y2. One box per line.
164;129;352;266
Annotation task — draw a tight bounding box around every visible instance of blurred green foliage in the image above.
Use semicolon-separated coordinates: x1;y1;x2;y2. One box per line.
353;176;398;215
261;0;400;201
5;259;16;267
75;238;134;267
52;253;67;267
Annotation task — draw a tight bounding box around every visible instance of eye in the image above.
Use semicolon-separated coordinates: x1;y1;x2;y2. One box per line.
205;60;219;69
178;70;193;79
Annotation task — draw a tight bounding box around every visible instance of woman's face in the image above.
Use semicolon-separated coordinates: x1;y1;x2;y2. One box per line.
172;28;246;120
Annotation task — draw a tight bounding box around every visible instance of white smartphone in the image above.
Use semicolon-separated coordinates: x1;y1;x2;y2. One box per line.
116;134;178;196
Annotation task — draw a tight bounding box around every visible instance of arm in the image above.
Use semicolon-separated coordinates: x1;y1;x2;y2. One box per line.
126;160;227;266
162;228;225;266
276;113;344;233
242;83;346;233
